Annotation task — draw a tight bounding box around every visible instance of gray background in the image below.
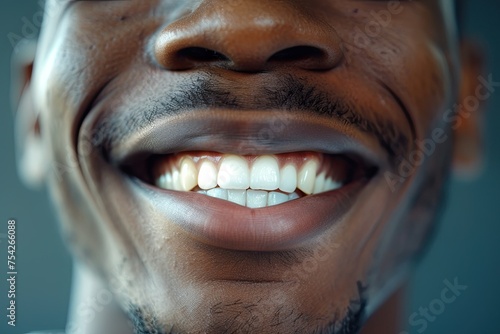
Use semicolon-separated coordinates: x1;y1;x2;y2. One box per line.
1;1;499;334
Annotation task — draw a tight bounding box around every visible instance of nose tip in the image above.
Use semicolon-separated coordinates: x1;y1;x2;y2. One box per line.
154;3;343;72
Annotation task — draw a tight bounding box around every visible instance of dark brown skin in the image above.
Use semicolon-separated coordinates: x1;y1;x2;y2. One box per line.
13;1;483;333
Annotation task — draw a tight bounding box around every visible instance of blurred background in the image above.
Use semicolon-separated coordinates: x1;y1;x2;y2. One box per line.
1;1;499;333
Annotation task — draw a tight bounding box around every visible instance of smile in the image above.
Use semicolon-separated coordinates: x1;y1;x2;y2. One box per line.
105;110;383;251
151;152;363;208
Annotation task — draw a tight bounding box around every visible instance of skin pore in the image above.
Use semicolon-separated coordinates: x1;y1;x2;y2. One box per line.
13;0;482;333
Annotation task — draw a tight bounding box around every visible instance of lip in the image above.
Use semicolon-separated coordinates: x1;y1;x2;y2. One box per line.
108;110;389;170
129;175;369;251
92;110;383;251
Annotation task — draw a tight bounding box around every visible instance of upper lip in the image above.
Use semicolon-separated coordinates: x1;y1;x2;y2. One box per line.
108;109;389;172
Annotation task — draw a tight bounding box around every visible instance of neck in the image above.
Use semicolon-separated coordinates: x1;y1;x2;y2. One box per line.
66;263;133;334
360;284;407;334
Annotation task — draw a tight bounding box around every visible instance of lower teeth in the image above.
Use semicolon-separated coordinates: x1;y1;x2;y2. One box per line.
196;188;301;208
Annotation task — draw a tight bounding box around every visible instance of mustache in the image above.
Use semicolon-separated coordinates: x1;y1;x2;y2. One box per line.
91;73;409;162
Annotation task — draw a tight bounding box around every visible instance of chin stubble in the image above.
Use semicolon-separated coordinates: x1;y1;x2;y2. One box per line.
125;281;367;334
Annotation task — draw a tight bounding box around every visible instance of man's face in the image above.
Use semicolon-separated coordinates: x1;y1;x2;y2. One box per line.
18;0;471;333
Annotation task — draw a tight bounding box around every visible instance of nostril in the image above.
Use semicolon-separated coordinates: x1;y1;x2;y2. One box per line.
177;47;230;63
269;45;326;63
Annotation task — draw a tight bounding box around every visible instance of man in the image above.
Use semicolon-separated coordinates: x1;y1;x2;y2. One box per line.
13;0;484;333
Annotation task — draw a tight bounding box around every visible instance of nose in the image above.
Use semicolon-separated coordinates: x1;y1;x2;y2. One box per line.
154;1;343;72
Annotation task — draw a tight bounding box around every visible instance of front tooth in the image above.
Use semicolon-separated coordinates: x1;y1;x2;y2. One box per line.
180;158;198;191
279;164;297;193
268;192;289;206
288;192;300;200
313;172;326;194
198;160;218;190
218;155;250;190
207;188;228;200
228;190;246;206
250;155;280;191
297;160;318;194
246;190;268;208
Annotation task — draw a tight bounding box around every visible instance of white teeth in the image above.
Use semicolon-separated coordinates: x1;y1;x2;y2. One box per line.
180;158;198;191
268;192;289;206
165;173;173;190
154;154;348;207
279;164;297;193
324;178;342;192
297;160;318;195
198;160;218;190
156;175;166;189
217;155;250;190
313;172;326;194
172;168;182;191
250;155;280;191
207;188;228;200
246;190;268;208
228;190;246;206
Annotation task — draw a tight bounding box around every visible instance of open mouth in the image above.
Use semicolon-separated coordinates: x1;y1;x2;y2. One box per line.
101;111;384;251
146;151;372;208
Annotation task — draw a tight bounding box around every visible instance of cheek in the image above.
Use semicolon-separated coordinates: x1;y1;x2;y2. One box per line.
331;6;457;141
385;40;455;137
31;30;142;277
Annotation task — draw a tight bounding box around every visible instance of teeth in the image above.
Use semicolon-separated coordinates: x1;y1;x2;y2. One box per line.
228;190;246;206
279;164;297;193
217;155;250;190
165;173;173;190
313;172;326;194
207;188;228;200
250;155;280;191
180;158;198;191
268;192;289;206
324;178;342;192
246;190;268;208
155;154;348;208
198;160;218;190
297;160;319;195
172;168;182;191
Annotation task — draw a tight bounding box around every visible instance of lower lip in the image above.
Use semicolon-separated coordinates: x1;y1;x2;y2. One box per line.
129;177;370;251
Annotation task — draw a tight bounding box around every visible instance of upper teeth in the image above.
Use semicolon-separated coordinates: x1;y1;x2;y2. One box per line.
155;154;343;208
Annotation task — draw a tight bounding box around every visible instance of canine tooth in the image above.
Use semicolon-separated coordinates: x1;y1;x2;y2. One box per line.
180;158;198;191
250;155;280;190
279;164;297;193
268;192;289;206
218;155;250;190
297;160;318;194
313;172;326;194
288;192;300;200
228;190;246;206
198;160;218;190
172;168;183;191
207;188;228;200
246;190;268;208
197;190;208;195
